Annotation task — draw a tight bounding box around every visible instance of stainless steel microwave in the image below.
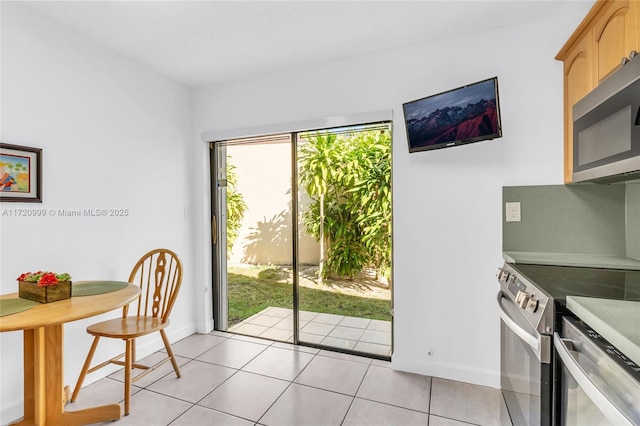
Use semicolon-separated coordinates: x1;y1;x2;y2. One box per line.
572;52;640;183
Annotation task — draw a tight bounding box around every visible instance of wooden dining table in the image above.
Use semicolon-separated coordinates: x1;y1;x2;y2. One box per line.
0;282;140;426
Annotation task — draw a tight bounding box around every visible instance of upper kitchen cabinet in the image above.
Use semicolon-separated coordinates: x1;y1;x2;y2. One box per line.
556;0;640;183
557;36;593;184
592;0;639;82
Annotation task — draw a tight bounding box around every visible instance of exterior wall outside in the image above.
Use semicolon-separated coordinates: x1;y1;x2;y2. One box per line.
226;142;320;266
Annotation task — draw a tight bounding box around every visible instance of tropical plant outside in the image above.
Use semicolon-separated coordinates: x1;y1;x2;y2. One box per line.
298;127;392;281
225;160;247;254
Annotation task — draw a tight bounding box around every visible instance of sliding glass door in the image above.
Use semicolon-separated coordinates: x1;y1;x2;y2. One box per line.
295;125;393;357
210;122;392;358
211;134;294;337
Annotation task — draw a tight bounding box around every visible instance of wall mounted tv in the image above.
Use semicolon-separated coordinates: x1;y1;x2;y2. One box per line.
403;77;502;153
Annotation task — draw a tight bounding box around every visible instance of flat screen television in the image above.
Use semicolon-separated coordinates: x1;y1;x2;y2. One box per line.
403;77;502;153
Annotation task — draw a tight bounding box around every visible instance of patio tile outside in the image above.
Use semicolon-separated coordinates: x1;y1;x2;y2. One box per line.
227;307;392;357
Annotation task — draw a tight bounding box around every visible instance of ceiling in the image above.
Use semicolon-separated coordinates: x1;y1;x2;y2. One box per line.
19;1;595;88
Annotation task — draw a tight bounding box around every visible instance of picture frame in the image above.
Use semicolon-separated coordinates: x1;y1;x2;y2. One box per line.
0;143;42;203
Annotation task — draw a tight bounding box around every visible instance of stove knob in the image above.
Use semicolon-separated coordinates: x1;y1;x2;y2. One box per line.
516;291;530;309
515;290;523;304
515;290;527;304
526;298;539;313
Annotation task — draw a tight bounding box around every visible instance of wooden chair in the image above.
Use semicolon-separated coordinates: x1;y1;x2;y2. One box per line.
71;248;183;416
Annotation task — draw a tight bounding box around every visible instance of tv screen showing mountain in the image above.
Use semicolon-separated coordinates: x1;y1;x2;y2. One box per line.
403;77;502;153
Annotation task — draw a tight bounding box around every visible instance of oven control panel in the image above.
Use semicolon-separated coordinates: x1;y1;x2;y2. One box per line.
497;264;552;334
506;276;526;297
515;290;539;312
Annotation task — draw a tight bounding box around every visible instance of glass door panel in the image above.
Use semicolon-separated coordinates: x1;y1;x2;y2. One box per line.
212;135;295;342
295;124;393;358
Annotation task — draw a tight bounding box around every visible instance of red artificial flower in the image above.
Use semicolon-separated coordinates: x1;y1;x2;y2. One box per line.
17;271;71;286
38;272;59;287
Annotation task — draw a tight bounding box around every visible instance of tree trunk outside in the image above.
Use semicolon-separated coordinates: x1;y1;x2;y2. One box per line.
318;193;325;286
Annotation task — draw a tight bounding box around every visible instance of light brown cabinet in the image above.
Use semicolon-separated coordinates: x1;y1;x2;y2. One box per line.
555;0;640;183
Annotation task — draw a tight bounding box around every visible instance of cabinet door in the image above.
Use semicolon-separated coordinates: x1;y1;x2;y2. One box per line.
632;0;640;53
562;36;594;183
593;0;638;82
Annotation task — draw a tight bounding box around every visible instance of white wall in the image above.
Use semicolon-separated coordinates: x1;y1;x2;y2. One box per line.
193;10;590;387
0;3;197;421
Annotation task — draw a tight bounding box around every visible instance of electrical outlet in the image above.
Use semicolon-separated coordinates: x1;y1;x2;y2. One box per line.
505;202;521;222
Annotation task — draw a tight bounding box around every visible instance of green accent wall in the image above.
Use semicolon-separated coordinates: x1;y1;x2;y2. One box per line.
503;184;628;256
627;183;640;260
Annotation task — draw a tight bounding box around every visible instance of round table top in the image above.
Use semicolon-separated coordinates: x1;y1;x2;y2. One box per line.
0;282;140;332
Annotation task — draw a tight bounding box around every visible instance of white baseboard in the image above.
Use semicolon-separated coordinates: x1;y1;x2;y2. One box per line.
391;353;500;389
1;403;22;426
200;318;214;333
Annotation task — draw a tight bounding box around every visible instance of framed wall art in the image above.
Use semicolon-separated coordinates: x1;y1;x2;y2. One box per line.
0;143;42;202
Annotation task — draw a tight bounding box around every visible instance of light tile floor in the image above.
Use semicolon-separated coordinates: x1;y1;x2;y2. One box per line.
228;307;392;357
58;331;513;426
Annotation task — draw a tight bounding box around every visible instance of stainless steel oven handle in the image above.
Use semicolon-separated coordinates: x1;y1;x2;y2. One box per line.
496;291;539;351
553;333;634;426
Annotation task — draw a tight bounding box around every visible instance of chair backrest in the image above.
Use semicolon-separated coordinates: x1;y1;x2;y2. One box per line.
124;248;183;323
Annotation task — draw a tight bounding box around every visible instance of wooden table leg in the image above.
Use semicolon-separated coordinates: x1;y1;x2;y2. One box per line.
23;329;36;424
11;327;47;426
11;325;121;426
45;325;65;421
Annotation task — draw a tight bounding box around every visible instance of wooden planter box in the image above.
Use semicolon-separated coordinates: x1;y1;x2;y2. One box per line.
19;281;72;303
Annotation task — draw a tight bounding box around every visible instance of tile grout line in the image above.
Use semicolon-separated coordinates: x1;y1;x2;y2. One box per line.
338;358;374;425
254;348;321;425
68;332;499;426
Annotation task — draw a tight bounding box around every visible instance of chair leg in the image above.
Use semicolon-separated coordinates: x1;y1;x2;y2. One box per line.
71;336;101;402
124;338;133;416
160;329;181;378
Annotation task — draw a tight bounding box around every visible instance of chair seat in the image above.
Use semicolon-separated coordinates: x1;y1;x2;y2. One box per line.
87;316;168;339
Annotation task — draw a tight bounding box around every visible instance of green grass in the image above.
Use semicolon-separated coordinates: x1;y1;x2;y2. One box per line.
228;267;391;327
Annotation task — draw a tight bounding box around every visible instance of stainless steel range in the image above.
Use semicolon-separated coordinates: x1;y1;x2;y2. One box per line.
497;262;640;426
497;263;554;426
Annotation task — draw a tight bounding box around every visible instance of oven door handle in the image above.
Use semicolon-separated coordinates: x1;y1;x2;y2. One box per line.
497;291;539;351
554;332;634;426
